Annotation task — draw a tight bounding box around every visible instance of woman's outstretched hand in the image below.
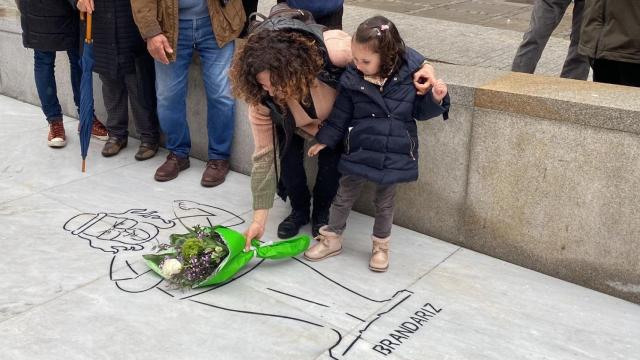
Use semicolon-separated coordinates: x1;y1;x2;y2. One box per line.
308;143;327;157
243;221;264;251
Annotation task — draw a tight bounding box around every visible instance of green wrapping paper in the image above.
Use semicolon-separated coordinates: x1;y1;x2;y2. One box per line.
143;226;310;288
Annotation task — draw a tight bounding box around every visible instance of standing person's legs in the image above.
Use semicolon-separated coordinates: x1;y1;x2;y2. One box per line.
34;50;63;122
196;16;235;162
128;52;161;160
560;0;589;79
304;175;366;261
277;133;312;238
99;73;129;156
592;58;640;87
35;50;67;147
153;19;195;181
195;15;236;187
370;183;398;272
71;47;108;139
512;0;572;74
372;184;398;239
617;62;640;87
592;58;620;85
99;74;128;139
325;175;367;235
311;144;342;236
67;47;82;113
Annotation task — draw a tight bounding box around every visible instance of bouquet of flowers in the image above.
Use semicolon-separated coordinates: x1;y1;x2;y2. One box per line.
143;225;310;288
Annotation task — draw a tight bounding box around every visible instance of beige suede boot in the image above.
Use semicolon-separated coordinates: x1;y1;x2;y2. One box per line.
369;235;390;272
304;225;343;261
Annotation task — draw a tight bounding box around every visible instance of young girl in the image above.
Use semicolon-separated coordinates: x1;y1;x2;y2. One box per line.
306;16;450;272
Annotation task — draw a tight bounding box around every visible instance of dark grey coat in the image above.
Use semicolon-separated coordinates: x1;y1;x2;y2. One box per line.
18;0;79;52
92;0;148;78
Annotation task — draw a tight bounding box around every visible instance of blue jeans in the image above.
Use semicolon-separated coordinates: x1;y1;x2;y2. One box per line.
34;49;82;122
154;16;235;160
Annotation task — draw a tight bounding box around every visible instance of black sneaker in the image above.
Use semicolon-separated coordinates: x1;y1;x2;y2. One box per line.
311;209;329;238
277;210;310;239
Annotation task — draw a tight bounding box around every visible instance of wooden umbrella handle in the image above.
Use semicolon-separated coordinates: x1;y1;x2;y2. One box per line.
80;12;93;42
86;13;92;42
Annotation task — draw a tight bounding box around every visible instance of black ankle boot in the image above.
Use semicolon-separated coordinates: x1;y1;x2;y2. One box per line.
311;208;329;238
277;210;310;239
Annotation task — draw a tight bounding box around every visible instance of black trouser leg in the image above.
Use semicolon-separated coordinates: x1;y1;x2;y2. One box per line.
279;132;311;215
312;144;341;218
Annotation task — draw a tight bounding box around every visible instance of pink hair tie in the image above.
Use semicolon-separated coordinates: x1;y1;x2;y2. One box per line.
380;24;389;31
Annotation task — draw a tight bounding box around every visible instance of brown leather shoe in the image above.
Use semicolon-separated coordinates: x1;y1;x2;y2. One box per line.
201;159;230;187
135;142;159;161
101;137;127;157
154;153;190;182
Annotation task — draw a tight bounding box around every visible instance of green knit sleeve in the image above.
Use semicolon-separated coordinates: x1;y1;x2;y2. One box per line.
251;146;279;210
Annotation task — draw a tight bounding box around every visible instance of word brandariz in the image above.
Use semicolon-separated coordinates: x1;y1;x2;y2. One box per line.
372;302;443;356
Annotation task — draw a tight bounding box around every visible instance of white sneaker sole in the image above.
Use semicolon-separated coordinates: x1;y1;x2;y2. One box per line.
76;128;108;141
92;134;108;141
47;138;67;148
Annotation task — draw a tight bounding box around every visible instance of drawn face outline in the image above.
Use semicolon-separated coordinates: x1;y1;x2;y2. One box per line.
64;210;171;253
87;216;153;243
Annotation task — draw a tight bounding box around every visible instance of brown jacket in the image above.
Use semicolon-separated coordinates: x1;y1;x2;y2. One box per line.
579;0;640;64
130;0;245;62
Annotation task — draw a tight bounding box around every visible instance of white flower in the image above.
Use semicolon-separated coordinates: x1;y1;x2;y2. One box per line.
161;258;183;278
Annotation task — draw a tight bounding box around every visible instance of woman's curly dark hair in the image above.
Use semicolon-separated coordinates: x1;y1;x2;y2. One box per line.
354;16;406;77
230;30;324;107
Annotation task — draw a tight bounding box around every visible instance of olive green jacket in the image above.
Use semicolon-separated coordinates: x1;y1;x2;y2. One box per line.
130;0;245;62
579;0;640;64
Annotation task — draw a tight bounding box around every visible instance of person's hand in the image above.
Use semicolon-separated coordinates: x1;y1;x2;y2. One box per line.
147;34;173;65
413;62;436;96
243;221;265;250
76;0;94;13
308;143;327;157
431;80;448;104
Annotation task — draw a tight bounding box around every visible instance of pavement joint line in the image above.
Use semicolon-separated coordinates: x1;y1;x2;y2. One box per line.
32;157;138;193
0;192;42;207
0;146;136;207
407;247;463;288
0;273;109;326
